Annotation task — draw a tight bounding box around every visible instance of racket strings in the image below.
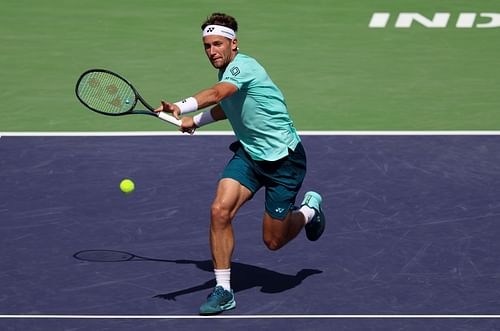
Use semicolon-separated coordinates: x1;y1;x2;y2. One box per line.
77;71;135;114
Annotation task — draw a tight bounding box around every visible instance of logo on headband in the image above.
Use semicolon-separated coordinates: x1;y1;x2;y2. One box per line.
203;25;236;39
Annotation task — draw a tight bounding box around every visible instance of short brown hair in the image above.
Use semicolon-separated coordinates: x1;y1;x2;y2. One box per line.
201;12;238;32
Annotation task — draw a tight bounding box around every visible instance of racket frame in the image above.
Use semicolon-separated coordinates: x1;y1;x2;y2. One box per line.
75;69;181;127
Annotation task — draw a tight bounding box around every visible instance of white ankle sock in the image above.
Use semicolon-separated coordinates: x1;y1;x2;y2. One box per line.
298;205;316;224
214;268;231;290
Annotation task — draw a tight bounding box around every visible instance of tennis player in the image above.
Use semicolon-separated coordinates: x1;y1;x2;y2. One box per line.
155;12;326;315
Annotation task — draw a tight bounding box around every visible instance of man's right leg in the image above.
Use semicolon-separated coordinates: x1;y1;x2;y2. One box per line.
210;178;252;269
200;178;253;315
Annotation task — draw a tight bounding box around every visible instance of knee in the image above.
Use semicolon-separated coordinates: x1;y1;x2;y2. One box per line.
263;235;283;251
211;202;233;225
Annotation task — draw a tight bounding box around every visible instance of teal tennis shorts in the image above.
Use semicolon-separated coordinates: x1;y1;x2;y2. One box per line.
221;141;307;220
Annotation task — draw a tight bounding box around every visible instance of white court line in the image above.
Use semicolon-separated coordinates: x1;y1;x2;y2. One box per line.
0;131;500;137
0;314;499;319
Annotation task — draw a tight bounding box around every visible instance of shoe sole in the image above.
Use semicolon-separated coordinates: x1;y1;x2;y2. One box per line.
199;299;236;315
306;208;325;241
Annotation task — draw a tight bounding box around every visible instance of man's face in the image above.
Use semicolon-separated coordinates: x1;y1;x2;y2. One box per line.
203;35;238;69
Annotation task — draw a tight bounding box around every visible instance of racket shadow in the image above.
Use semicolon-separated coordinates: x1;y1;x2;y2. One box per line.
73;249;322;300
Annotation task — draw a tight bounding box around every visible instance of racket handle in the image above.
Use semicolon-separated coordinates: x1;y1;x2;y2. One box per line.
157;111;182;127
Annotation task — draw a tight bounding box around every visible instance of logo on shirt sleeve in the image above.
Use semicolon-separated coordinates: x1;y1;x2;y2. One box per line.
230;67;240;76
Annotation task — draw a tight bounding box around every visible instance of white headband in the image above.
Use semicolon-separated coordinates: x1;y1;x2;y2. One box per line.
203;25;236;39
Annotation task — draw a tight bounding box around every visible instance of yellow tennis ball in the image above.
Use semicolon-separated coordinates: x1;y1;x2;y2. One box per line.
119;179;135;193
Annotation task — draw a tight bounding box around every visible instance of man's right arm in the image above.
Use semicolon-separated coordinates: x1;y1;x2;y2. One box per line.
154;82;237;119
192;82;238;109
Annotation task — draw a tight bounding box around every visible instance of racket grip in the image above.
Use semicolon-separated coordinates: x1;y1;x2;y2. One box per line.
157;112;182;127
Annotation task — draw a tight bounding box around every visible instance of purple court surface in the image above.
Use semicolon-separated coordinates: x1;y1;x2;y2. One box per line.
1;134;500;330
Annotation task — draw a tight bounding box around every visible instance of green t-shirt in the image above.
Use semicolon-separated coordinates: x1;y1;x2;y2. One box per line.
218;53;300;161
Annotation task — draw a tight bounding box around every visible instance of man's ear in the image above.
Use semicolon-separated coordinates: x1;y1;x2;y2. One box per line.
232;39;238;51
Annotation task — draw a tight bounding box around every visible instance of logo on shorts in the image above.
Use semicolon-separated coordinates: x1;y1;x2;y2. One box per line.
275;208;285;214
230;67;240;76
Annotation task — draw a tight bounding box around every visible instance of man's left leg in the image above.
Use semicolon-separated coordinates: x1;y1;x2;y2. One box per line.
262;191;326;250
262;211;305;251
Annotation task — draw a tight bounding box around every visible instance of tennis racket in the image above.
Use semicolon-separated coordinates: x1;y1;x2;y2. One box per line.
75;69;182;128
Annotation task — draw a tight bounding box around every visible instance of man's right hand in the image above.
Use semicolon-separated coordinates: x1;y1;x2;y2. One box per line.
154;100;181;120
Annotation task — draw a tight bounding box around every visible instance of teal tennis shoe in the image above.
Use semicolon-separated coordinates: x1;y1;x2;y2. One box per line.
199;286;236;315
301;191;326;241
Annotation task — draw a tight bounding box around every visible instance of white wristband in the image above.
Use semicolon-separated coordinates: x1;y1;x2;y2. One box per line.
174;97;198;114
193;110;216;127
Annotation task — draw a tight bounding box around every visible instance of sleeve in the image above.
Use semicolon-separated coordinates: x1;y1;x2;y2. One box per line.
219;60;254;90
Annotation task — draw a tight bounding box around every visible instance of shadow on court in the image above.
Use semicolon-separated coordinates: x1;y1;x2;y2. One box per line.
73;249;322;300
